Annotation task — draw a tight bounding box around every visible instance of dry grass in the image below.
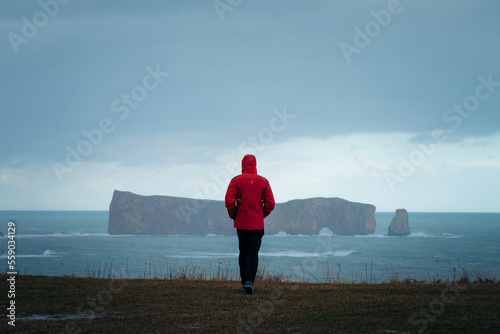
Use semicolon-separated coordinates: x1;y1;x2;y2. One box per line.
56;259;500;285
1;274;499;333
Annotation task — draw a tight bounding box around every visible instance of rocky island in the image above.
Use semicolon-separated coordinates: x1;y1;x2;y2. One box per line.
108;190;376;236
387;208;411;236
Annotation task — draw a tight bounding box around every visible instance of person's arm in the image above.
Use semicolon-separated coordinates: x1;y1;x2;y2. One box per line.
225;179;238;220
263;182;275;218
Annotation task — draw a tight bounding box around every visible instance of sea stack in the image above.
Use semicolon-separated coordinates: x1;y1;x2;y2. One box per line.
387;209;411;236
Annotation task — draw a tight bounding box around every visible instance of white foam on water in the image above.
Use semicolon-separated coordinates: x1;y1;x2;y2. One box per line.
163;249;356;259
15;233;114;239
409;232;463;238
260;249;356;258
0;249;64;258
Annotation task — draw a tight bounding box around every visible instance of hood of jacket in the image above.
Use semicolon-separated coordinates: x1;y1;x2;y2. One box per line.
241;154;257;174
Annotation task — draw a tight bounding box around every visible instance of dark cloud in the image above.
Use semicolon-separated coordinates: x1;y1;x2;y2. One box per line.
1;0;499;168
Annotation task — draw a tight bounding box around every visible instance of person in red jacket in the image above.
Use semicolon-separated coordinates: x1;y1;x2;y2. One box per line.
225;154;275;294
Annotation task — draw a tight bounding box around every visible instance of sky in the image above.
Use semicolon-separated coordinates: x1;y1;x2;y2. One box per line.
1;0;499;212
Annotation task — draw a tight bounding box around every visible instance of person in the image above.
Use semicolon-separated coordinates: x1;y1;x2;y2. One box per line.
225;154;275;294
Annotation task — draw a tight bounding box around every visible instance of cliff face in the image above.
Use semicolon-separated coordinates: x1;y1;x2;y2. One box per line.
265;197;376;235
108;190;232;235
108;190;376;236
387;209;411;236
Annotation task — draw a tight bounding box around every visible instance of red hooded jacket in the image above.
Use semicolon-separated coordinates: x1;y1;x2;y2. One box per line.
225;155;275;230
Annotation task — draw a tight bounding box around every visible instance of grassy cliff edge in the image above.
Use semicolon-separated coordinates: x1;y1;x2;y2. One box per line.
1;274;499;333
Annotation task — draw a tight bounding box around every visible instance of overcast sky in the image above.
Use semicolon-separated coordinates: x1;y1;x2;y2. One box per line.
1;0;499;212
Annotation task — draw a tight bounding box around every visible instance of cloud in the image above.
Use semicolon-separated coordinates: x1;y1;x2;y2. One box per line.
1;170;31;188
1;131;499;211
355;156;392;174
1;1;500;211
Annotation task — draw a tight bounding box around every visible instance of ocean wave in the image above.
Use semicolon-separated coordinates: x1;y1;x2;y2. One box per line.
333;250;356;257
268;231;321;237
164;249;356;259
42;249;68;257
15;233;132;239
0;249;64;258
260;250;355;258
409;232;463;239
166;252;239;259
272;231;289;237
440;233;463;238
269;231;305;237
352;232;463;238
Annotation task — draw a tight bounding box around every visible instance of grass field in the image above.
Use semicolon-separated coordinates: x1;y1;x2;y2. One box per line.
1;274;499;333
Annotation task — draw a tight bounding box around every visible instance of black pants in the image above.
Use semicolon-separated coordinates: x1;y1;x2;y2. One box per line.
237;229;264;284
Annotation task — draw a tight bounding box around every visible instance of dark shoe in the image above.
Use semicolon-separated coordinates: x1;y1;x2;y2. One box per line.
243;281;254;294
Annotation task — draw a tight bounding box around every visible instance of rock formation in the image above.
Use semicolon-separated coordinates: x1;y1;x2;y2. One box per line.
108;190;376;236
387;209;411;236
108;190;232;236
265;197;376;236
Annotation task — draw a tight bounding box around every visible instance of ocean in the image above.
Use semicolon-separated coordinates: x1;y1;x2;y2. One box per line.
1;211;499;283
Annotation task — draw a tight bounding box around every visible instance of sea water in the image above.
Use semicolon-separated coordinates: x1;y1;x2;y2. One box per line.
1;211;499;282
